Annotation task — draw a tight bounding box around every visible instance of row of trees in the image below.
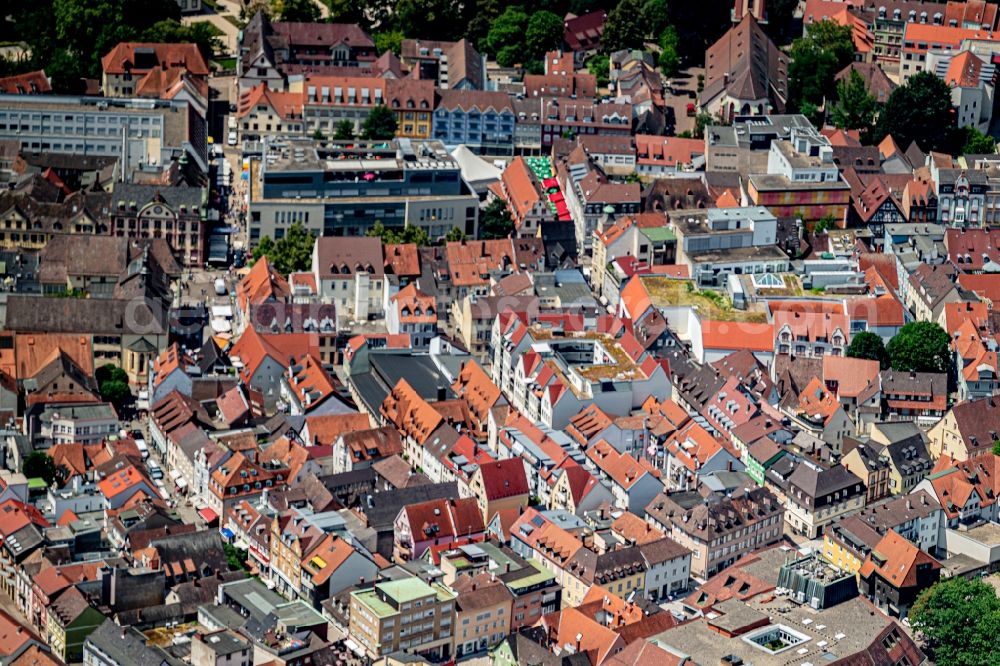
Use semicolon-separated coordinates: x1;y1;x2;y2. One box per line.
846;322;952;374
318;106;398;142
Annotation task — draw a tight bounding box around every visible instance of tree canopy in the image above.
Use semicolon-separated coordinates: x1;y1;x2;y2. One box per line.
361;105;398;140
886;321;952;374
602;0;646;53
910;577;1000;666
658;25;680;76
876;71;956;154
485;7;530;67
830;69;877;139
251;223;315;275
333;119;355;140
586;54;610;88
479;199;515;239
23;451;66;487
366;221;432;245
961;126;996;155
142;19;222;62
372;30;403;56
96;363;131;411
846;331;888;369
396;0;462;41
525;11;564;62
53;0;181;79
788;21;855;119
274;0;322;22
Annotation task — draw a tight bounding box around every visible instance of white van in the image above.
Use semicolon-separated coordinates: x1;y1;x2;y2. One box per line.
147;460;164;480
227;129;238;146
135;438;149;460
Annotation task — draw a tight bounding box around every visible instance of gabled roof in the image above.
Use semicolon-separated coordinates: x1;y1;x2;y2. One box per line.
451;360;502;426
859;529;940;588
476;458;529;501
102;42;208;76
237;83;303;120
301;533;364;585
315;236;384;279
586;440;658;490
400;497;484;543
236;256;290;312
380;378;444;446
703;15;787;110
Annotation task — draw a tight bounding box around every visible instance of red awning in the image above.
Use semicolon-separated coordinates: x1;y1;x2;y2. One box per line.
198;507;218;524
548;192;565;203
542;178;559;189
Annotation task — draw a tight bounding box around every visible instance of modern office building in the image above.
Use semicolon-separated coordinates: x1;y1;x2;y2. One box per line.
0;94;207;175
249;138;478;242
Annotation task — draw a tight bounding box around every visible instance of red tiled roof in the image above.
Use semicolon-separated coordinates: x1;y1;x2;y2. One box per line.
859;529;941;587
401;497;485;541
380;378;444;445
0;70;50;95
476;458;529;501
701;320;775;352
304;412;372;446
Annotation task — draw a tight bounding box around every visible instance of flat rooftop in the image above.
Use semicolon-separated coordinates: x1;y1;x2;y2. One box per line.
264;138;457;173
749;173;851;192
961;520;1000;545
685;244;790;264
654;596;893;666
641;276;768;323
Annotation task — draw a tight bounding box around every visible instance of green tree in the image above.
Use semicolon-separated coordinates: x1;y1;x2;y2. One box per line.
465;0;503;48
641;0;671;37
275;0;322;22
223;542;250;571
788;20;855;116
886;321;952;374
486;7;529;66
658;25;680;76
830;69;877;137
993;439;1000;456
96;363;131;410
910;576;1000;666
586;54;610;88
526;11;564;61
396;0;461;41
333;119;355;140
479;199;514;239
23;451;66;487
877;71;956;154
252;223;315;275
325;0;367;24
366;222;432;245
692;111;714;139
361;105;397;140
143;19;222;61
846;331;888;369
46;48;87;94
961;126;996;155
373;30;404;56
445;227;466;242
602;0;645;52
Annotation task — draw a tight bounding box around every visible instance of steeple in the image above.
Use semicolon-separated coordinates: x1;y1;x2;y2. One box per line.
733;0;767;23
